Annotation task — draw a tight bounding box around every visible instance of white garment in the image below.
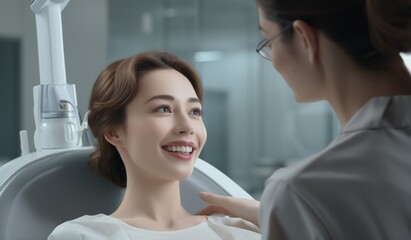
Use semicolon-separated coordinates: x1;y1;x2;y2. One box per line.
260;95;411;240
48;214;261;240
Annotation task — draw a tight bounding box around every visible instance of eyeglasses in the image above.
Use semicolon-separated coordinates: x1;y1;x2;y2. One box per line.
256;24;293;61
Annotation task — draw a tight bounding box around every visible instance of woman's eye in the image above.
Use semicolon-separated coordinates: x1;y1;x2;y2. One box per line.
190;108;203;116
155;105;172;113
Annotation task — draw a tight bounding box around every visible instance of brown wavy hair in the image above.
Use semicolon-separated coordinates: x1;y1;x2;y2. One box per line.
256;0;411;69
87;51;203;188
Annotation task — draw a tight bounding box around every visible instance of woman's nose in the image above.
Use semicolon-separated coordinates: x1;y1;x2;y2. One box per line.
174;114;195;135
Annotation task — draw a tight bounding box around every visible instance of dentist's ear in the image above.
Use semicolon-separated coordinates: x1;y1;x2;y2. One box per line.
104;127;124;147
293;20;319;64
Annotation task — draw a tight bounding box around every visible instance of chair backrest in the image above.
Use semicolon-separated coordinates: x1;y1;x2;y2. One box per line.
0;147;251;240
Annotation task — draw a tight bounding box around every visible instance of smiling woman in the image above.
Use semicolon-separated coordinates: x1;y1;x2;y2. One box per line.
87;51;205;188
106;68;206;184
47;51;261;240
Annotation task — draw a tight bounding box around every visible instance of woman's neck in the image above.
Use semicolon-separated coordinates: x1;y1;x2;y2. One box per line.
317;35;411;125
111;172;193;229
326;60;411;125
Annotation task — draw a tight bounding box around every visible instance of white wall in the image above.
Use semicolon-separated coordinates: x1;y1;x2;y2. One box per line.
0;0;108;152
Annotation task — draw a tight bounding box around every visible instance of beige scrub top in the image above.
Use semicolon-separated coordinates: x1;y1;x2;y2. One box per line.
260;95;411;240
48;214;260;240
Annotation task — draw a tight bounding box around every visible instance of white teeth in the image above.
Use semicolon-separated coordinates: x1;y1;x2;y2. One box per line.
165;146;193;153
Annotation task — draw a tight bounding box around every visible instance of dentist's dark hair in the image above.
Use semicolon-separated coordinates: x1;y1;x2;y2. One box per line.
87;51;203;188
256;0;411;69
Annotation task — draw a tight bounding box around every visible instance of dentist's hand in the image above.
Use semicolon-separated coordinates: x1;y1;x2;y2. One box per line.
197;192;260;227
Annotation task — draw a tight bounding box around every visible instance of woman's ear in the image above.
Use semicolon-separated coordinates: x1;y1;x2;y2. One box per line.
293;20;319;64
104;127;124;147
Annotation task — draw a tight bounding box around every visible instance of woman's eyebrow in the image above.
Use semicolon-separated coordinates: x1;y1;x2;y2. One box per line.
188;97;200;103
144;95;174;104
144;95;200;104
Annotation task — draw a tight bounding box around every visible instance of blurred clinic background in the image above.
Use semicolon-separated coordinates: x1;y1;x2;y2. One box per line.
2;0;361;198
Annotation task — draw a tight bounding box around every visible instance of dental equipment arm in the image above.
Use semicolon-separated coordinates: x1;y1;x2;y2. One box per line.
31;0;82;151
31;0;69;85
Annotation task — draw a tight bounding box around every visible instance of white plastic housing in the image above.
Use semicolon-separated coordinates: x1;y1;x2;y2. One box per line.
33;84;81;151
31;0;69;85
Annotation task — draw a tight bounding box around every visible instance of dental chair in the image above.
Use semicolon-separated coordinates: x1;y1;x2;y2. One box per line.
0;147;252;240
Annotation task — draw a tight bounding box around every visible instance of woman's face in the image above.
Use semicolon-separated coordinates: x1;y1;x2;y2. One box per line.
258;8;323;102
117;69;207;182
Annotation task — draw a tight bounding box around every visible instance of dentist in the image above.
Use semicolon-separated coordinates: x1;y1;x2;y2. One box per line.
199;0;411;239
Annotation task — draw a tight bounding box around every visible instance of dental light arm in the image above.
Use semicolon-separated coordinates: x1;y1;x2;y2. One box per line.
31;0;69;85
31;0;82;151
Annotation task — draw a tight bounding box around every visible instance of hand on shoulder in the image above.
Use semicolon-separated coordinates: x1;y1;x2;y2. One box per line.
197;192;260;227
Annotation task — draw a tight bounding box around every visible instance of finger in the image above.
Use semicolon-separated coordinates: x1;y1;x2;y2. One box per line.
199;192;232;207
196;207;212;216
196;205;213;215
196;205;229;216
